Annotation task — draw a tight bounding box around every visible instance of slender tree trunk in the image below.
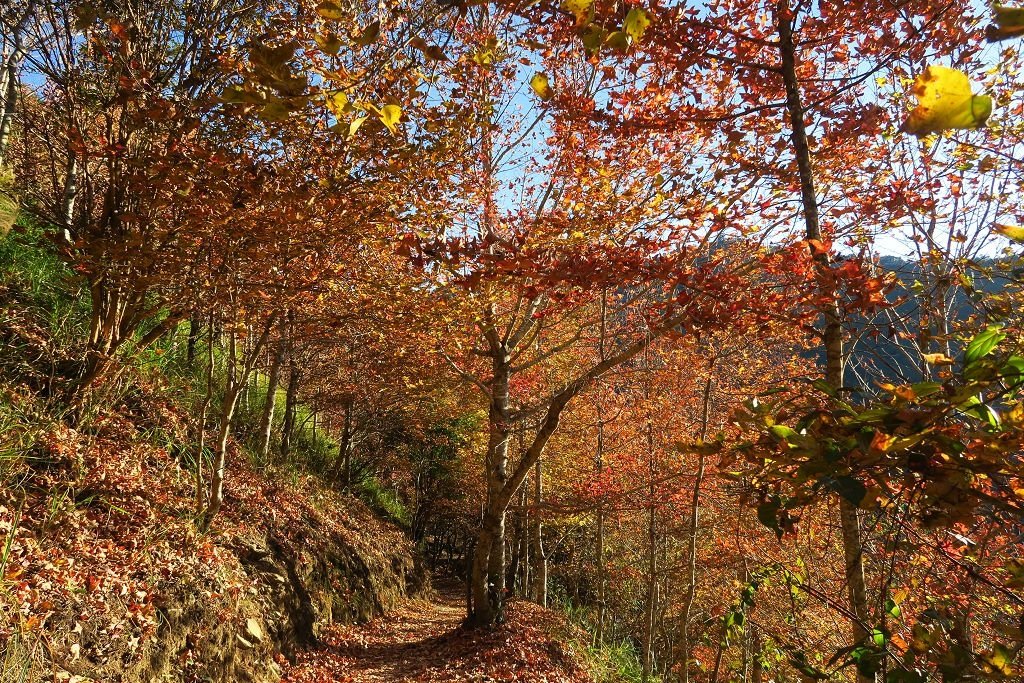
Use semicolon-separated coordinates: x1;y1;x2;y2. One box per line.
595;290;607;645
194;319;215;515
0;55;22;167
256;333;285;461
332;399;353;488
681;363;714;683
201;383;241;531
60;154;78;228
0;4;34;168
516;481;530;594
200;315;276;531
186;314;201;366
280;362;301;460
531;458;547;606
777;4;873;681
641;420;657;682
201;326;241;532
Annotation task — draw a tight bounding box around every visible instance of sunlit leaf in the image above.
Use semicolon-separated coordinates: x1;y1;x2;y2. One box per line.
623;8;652;43
530;73;554;101
965;326;1006;364
315;32;343;55
560;0;593;24
349;115;368;138
902;65;992;137
379;104;402;134
325;91;349;117
995;223;1024;242
601;31;629;53
316;2;346;21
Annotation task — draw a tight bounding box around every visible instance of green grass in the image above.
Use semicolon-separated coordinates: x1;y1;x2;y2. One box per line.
0;222;88;345
558;601;653;683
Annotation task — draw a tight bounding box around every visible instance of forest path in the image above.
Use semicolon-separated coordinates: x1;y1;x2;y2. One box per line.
282;577;592;682
282;579;471;683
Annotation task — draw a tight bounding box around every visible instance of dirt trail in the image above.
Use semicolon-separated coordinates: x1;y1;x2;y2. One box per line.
282;579;593;683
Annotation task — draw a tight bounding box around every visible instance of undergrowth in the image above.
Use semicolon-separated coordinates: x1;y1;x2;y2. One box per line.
0;223;408;525
559;600;653;683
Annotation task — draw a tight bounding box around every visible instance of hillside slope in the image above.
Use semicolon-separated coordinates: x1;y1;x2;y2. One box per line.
0;281;427;682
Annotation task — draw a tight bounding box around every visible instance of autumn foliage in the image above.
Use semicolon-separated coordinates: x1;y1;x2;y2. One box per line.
3;0;1024;681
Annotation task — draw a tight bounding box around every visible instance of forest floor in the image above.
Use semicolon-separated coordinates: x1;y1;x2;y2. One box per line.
281;579;595;683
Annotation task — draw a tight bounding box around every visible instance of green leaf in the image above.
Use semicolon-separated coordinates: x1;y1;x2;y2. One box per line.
982;643;1014;675
580;23;604;55
884;598;901;620
315;32;343;55
604;30;630;51
831;475;867;507
965;326;1006;364
909;381;943;398
769;424;798;443
902;65;992;137
988;5;1024;42
757;500;782;539
812;378;837;397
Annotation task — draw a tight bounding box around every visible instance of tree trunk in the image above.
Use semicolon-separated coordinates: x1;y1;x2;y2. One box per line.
470;347;512;625
332;399;353;489
200;383;240;532
515;481;530;594
681;363;715;683
194;319;215;515
641;423;658;683
595;290;607;645
199;315;277;531
776;3;873;680
256;333;285;461
280;362;301;460
186;314;201;366
0;3;33;167
531;458;547;607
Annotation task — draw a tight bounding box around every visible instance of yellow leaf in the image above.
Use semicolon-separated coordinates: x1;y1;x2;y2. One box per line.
922;352;954;365
995;223;1024;242
315;32;343;55
902;65;992;137
325;91;348;117
894;385;916;401
604;30;630;52
623;8;652;43
349;115;367;138
379;104;402;134
353;20;381;47
316;1;345;20
560;0;593;23
259;100;291;121
530;73;553;101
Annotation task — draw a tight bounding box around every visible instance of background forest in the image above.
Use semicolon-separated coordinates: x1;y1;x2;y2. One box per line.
3;0;1024;682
